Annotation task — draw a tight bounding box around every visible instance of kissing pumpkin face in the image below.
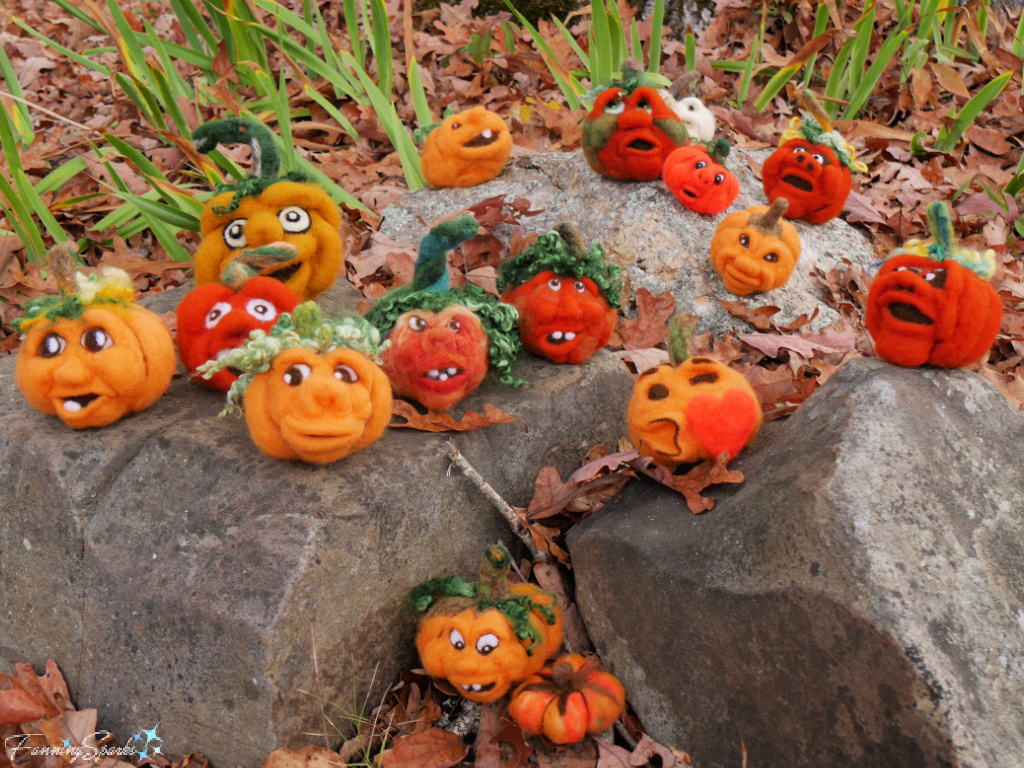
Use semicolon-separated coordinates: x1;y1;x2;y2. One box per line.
762;139;851;224
194;181;342;300
421;106;513;189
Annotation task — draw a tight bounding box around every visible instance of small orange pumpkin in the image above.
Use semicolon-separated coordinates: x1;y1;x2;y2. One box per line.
14;266;176;429
627;315;761;467
663;142;740;215
508;654;626;745
710;199;801;295
413;546;563;703
420;106;513;188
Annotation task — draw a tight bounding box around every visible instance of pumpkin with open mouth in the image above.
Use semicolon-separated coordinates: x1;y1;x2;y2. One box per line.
582;59;689;182
419;106;513;188
865;202;1002;368
14;263;176;429
498;223;622;364
192;118;343;300
663;140;740;215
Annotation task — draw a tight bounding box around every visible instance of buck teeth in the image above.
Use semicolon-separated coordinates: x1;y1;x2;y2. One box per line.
482;129;492;138
564;332;576;340
64;399;82;413
551;332;563;340
425;368;462;381
461;684;483;692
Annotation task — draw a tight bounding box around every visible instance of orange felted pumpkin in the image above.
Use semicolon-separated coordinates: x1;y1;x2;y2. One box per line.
865;202;1002;368
198;303;392;464
176;276;301;391
627;315;761;468
412;546;563;703
419;106;513;188
192;119;342;300
14;263;176;429
497;224;622;364
761;90;867;224
710;199;801;295
663;141;740;215
509;654;626;745
582;60;689;182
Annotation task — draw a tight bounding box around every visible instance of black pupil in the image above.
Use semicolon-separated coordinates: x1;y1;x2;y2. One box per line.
336;366;355;382
40;333;63;358
83;329;108;352
648;383;669;400
230;225;242;237
740;235;749;247
764;253;778;262
638;100;649;109
696;161;706;169
284;366;304;386
209;309;221;321
255;305;267;315
714;174;724;184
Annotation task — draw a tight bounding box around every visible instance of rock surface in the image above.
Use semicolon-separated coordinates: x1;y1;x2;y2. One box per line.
568;358;1024;768
0;281;634;767
379;150;874;335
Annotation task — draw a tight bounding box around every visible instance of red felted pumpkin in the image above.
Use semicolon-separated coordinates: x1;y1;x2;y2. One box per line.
663;142;740;215
509;654;626;745
176;276;301;391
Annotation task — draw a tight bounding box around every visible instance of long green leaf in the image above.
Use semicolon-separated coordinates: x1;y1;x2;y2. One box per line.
840;29;908;120
934;71;1014;152
647;0;665;73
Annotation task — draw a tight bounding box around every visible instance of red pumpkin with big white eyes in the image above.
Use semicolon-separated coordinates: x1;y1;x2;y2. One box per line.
663;144;740;215
865;255;1002;368
176;277;301;391
502;271;616;364
381;305;490;411
762;139;851;224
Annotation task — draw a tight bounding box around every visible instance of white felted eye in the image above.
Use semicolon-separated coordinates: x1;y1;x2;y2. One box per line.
206;301;232;329
547;278;561;291
246;299;277;321
476;633;499;655
334;364;358;383
812;153;825;164
573;280;586;293
695;160;707;169
449;629;466;650
283;363;311;386
408;316;427;332
604;98;624;115
278;206;311;234
223;220;248;249
447;318;461;332
38;332;66;358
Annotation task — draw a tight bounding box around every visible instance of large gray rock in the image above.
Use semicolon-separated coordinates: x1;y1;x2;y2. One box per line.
380;150;874;335
568;358;1024;768
0;282;634;767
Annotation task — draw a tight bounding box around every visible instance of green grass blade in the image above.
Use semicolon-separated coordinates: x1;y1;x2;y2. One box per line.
848;2;876;97
13;19;110;75
501;0;582;107
408;58;434;128
801;2;831;87
34;157;89;196
737;26;762;109
552;16;590;69
168;0;217;56
304;86;360;141
934;70;1014;152
368;0;393;99
647;0;665;72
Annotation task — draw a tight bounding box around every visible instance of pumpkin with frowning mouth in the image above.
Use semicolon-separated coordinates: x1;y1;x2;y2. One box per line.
420;106;513;189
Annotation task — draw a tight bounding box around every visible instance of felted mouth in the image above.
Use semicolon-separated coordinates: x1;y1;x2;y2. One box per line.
263;260;303;282
61;394;100;413
646;417;682;454
781;174;814;192
887;301;934;325
422;367;465;381
464;129;498;148
627;139;656;152
459;682;496;693
546;331;578;345
682;188;698;198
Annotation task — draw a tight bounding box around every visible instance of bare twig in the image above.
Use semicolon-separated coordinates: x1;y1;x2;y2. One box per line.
615;720;638;750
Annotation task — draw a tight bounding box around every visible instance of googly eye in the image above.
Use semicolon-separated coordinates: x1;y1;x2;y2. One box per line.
449;629;465;650
205;301;232;329
38;332;66;359
695;160;707;169
278;206;311;234
447;318;461;332
223;219;248;249
547;278;561;291
763;253;779;263
573;280;586;293
812;153;825;164
714;174;725;185
451;122;462;130
739;234;750;247
246;299;277;321
81;328;112;353
283;363;311;386
604;97;624;115
793;146;806;154
894;266;908;272
408;316;427;332
476;633;500;655
334;364;359;383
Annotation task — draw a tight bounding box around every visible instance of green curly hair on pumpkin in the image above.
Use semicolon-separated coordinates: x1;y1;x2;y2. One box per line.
197;302;387;418
12;263;136;333
193;117;310;216
496;223;623;308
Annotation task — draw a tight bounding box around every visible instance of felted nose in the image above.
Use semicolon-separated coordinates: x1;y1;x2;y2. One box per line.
213;310;255;345
424;326;452;351
619;108;653;129
245;211;283;247
732;254;762;277
303;374;345;412
53;355;90;385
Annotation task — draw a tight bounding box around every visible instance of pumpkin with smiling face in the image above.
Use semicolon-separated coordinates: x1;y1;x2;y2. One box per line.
582;60;688;182
14;267;176;429
498;224;622;364
710;199;801;295
420;106;513;189
663;141;740;215
192;118;343;300
176;276;301;391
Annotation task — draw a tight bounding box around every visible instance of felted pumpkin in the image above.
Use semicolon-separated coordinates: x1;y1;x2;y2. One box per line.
865;202;1002;368
663;140;740;215
627;314;762;467
412;545;563;703
761;90;867;224
710;199;801;295
508;654;626;745
14;264;176;429
198;303;391;464
176;276;301;391
419;106;513;189
582;59;689;182
192;118;342;300
498;224;622;364
366;216;523;411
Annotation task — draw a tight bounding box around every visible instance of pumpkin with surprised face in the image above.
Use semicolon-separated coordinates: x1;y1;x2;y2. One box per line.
663;142;740;215
710;199;801;295
420;106;513;188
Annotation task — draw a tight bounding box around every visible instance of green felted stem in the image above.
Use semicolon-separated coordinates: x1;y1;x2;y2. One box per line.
926;201;956;259
668;313;695;366
412;216;481;293
193;117;281;180
706;138;731;165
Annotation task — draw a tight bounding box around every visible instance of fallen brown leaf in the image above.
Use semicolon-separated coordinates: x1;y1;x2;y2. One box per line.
381;729;469;768
618;289;677;349
389;401;523;432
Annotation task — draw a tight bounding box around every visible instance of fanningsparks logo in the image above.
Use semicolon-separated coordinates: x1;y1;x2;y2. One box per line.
5;723;162;762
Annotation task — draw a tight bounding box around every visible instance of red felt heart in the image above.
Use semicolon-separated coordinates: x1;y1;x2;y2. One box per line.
686;388;759;460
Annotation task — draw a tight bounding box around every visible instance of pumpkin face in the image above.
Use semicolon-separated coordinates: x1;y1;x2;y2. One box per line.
421;106;513;189
416;584;563;703
176;277;301;391
194;181;342;300
865;255;1002;368
762;139;851;224
502;270;616;364
627;357;762;467
381;305;490;412
663;145;740;215
242;346;392;464
582;86;688;182
710;201;801;295
509;654;626;745
16;306;176;429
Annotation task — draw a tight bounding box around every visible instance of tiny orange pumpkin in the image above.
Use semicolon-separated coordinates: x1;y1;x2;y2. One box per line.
420;106;513;189
710;199;801;295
